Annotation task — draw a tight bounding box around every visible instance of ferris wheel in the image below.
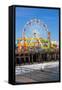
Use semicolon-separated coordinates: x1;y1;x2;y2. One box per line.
22;18;48;37
23;18;48;36
22;18;49;47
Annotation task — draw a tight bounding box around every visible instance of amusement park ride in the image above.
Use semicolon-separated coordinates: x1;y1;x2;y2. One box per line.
16;19;59;65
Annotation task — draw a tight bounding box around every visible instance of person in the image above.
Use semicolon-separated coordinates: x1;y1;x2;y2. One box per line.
40;64;45;72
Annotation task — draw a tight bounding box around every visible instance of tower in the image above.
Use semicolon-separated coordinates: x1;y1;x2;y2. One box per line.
48;32;51;49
